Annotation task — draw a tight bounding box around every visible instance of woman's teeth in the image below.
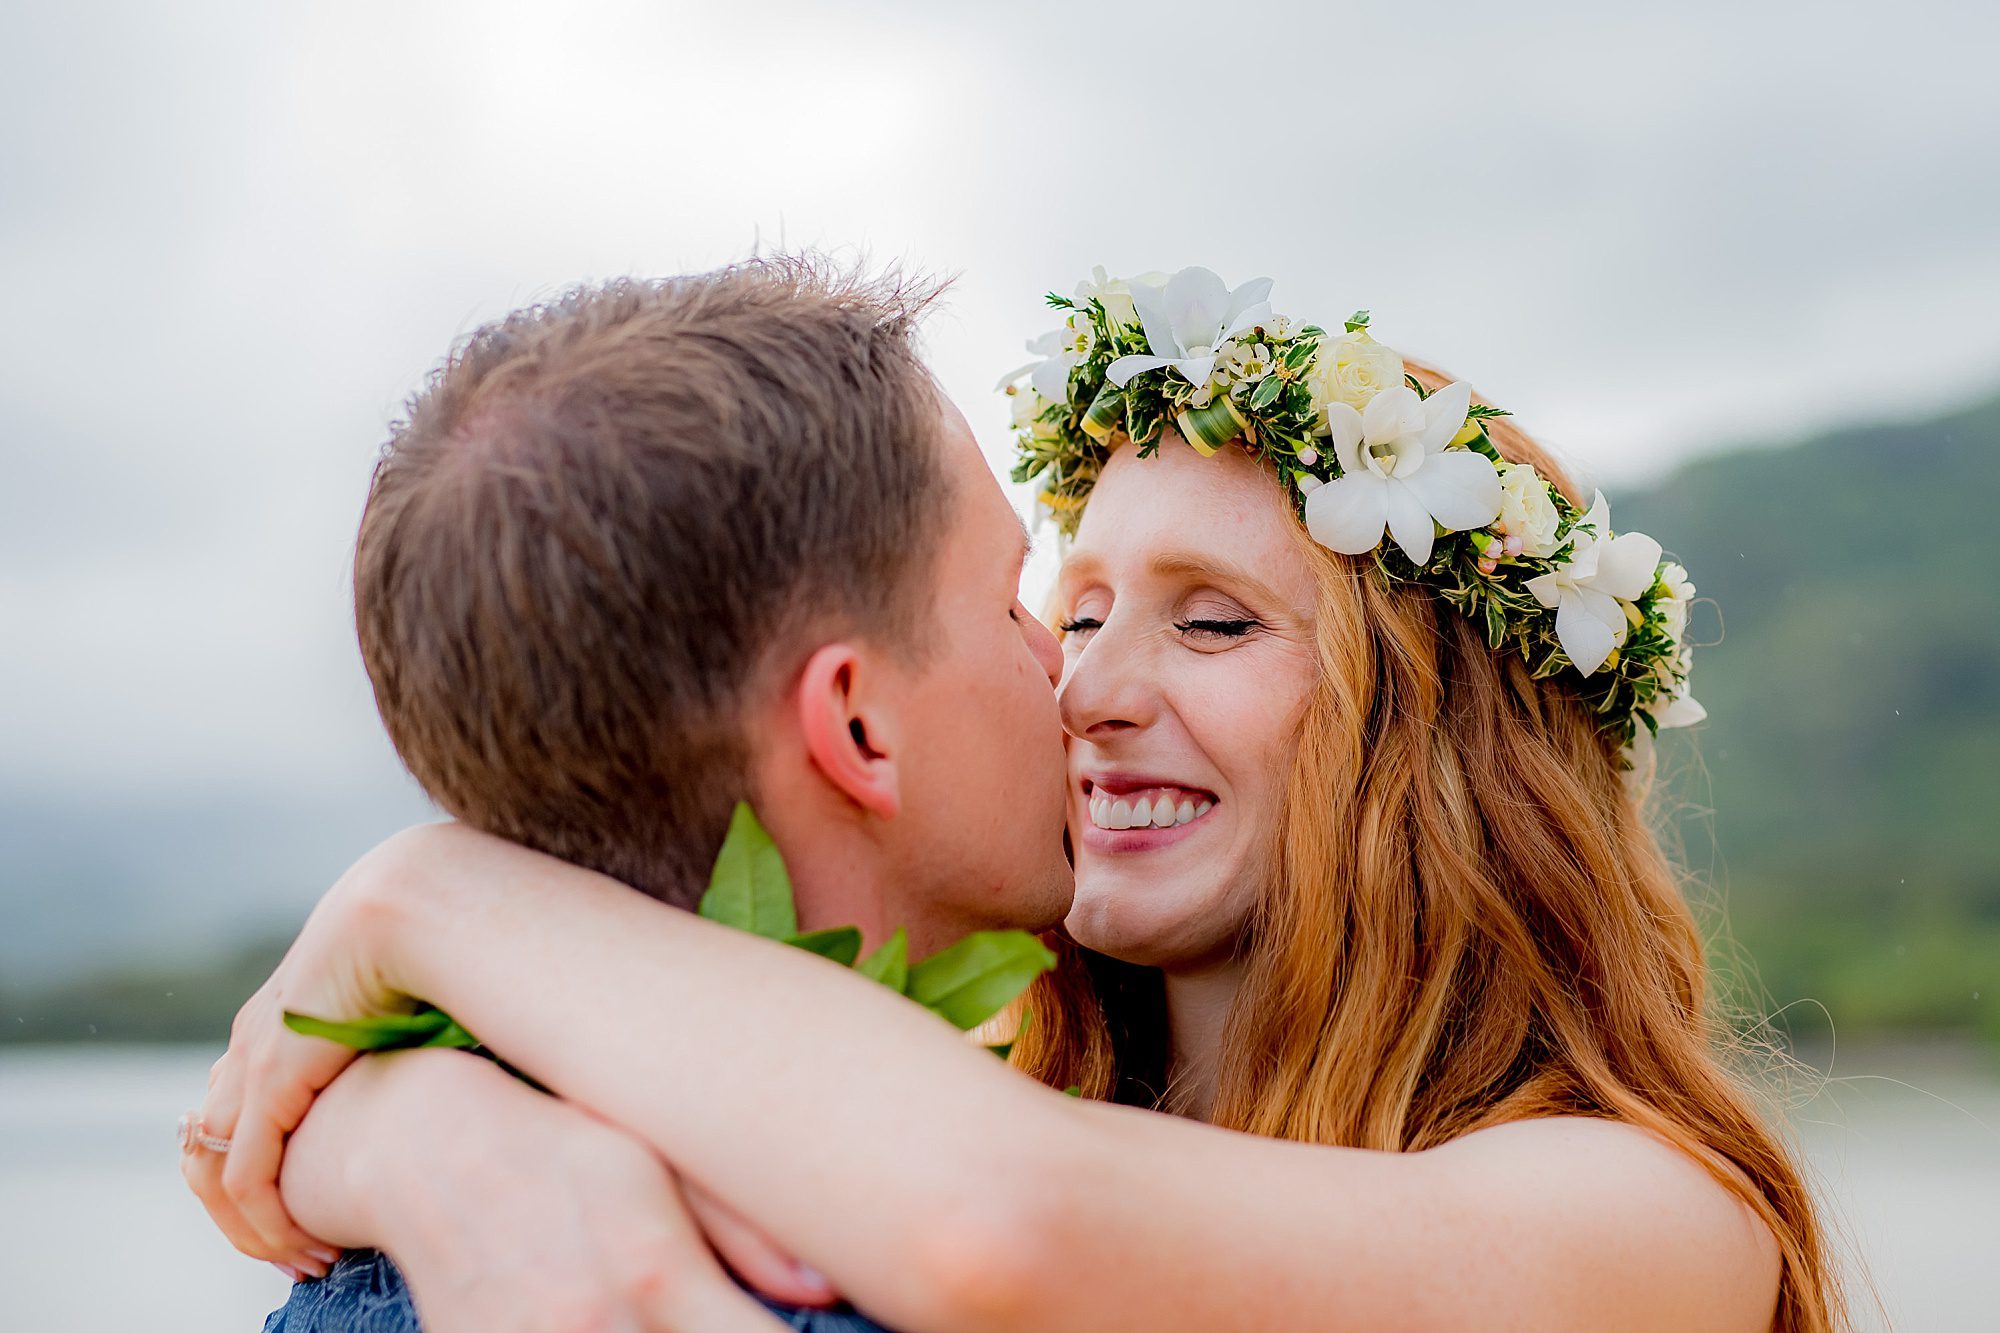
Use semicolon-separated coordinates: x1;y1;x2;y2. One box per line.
1087;788;1214;831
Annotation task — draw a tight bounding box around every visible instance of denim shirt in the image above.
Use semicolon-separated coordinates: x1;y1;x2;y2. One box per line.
264;1248;894;1333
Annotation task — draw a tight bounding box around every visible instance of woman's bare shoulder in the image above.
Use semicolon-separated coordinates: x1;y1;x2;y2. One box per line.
1413;1115;1782;1331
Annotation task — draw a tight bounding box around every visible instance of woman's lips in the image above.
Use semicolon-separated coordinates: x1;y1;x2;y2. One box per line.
1075;777;1218;852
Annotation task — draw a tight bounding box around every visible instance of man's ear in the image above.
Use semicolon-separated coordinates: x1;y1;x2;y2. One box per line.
795;643;902;820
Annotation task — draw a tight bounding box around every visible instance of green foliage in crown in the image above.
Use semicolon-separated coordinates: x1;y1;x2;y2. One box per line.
1003;266;1704;757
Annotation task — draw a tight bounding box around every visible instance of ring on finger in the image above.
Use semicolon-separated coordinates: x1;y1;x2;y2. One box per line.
178;1110;234;1155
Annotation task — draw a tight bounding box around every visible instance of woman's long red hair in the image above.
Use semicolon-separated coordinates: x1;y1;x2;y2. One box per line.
1012;362;1844;1332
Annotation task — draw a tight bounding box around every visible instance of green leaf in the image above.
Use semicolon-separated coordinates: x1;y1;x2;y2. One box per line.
698;803;797;940
282;1006;480;1052
1248;374;1284;412
1063;1085;1082;1098
786;926;862;967
1483;598;1509;650
986;1003;1034;1061
906;930;1056;1031
855;926;910;992
1344;310;1371;333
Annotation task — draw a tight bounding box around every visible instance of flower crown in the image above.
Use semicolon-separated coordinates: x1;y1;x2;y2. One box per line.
1001;266;1704;756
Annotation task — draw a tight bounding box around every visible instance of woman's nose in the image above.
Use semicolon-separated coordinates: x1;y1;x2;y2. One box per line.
1058;615;1158;740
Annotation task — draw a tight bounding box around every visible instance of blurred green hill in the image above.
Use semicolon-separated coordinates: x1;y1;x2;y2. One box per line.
1619;391;1999;1042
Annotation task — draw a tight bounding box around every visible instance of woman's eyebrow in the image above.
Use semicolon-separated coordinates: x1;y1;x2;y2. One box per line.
1147;551;1287;609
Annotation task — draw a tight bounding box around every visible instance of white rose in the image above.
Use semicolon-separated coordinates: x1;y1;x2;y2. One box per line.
1656;561;1695;641
1495;461;1562;558
1307;330;1405;420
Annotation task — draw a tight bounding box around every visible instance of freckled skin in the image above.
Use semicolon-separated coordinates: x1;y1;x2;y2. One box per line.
1056;438;1321;970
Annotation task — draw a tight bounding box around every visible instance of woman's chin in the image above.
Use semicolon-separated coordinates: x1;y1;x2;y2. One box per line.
1063;882;1243;971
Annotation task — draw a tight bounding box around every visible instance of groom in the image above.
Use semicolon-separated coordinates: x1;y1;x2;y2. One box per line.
236;260;1076;1330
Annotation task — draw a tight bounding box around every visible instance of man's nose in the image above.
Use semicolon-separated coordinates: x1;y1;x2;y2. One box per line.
1020;602;1063;688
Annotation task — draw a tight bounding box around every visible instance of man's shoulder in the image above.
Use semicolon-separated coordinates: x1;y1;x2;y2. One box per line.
261;1249;899;1333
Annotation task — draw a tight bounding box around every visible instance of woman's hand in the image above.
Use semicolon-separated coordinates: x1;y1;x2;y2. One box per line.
280;1048;793;1332
182;833;425;1267
183;824;843;1313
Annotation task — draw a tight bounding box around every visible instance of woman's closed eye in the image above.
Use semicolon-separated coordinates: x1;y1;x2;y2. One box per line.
1175;617;1260;644
1058;615;1263;645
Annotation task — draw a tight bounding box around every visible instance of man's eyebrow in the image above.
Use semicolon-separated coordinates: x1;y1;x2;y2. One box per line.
1013;511;1034;571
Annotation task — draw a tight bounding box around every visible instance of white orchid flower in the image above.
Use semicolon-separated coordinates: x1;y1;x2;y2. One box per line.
995;317;1093;401
1302;380;1501;566
1649;650;1706;729
1105;267;1274;391
1652;681;1708;729
1523;493;1664;676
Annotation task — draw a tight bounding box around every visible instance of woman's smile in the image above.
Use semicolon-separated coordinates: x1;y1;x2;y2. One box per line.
1077;773;1219;851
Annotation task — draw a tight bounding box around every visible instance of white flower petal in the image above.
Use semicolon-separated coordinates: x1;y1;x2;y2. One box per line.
1399;449;1503;531
1383;481;1438;565
1573;585;1629;640
1361;385;1423;444
1554;595;1619;676
1655;691;1707;729
1172;354;1219;389
994;361;1037;393
1223;277;1275;323
1163;267;1229;348
1564;533;1603;581
1525;569;1564;610
1105;354;1171;387
1304;473;1391;554
1417;380;1475;453
1578;491;1612;540
1031;356;1074;402
1324;403;1364;472
1026;329;1066;356
1379;431;1426;479
1127;279;1181;361
1592;531;1664;601
1220;302;1273;344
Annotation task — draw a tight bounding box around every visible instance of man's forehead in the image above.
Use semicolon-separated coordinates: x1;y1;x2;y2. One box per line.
931;395;1030;568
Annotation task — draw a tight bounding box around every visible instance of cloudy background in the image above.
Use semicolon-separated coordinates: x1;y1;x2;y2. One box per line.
4;0;1998;982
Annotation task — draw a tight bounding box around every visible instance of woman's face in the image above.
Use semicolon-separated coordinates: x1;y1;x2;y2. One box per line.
1055;437;1322;971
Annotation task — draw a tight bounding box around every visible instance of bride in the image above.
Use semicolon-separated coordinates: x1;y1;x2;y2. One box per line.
192;266;1842;1331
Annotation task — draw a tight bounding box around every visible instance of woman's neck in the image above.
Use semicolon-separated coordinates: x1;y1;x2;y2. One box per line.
1160;958;1246;1122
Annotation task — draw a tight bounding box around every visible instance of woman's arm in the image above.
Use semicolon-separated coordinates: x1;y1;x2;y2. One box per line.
203;1046;798;1331
211;823;1780;1333
278;1050;837;1309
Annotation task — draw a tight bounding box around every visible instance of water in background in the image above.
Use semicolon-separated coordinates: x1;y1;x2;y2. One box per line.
2;1043;1994;1332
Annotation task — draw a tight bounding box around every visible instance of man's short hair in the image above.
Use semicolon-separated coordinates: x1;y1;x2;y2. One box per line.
354;258;949;905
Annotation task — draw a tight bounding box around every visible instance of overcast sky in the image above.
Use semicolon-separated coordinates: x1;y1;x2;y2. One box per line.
4;0;1997;810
